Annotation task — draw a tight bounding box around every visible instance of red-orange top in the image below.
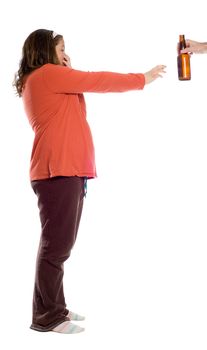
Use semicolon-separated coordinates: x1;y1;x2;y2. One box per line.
22;64;145;180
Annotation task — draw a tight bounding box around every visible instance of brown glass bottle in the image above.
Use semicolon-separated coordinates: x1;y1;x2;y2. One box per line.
177;34;191;80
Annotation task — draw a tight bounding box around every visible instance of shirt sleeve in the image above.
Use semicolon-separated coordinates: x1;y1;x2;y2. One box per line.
42;64;145;94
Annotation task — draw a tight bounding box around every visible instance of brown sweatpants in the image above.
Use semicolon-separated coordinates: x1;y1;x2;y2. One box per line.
30;176;85;331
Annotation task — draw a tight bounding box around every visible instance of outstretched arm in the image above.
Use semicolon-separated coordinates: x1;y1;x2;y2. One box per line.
43;62;166;94
63;54;166;85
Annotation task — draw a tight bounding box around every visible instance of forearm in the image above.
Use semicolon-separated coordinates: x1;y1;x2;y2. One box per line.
200;42;207;53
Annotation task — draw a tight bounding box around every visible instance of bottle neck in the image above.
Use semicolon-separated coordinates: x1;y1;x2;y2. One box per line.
179;35;186;52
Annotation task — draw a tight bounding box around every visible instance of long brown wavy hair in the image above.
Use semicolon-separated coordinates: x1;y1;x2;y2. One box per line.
13;29;63;97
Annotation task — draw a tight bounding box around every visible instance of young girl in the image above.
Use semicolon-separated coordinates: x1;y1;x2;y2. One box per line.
14;28;166;334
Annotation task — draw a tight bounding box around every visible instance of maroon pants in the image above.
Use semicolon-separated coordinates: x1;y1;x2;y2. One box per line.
30;176;85;331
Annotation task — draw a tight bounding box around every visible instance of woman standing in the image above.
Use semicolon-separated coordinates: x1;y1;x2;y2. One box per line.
14;29;166;334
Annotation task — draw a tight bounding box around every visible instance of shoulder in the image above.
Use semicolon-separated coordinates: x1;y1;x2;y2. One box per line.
41;64;74;82
43;63;72;74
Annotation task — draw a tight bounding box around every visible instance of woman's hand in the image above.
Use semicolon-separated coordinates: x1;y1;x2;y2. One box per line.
63;54;72;67
144;65;166;84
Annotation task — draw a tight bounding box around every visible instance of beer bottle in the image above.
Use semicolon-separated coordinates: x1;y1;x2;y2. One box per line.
177;34;191;80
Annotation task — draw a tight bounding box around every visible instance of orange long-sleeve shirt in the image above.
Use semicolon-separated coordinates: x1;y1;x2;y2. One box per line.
22;63;145;180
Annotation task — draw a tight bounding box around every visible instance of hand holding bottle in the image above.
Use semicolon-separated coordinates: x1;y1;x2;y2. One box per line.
144;65;166;84
180;39;207;54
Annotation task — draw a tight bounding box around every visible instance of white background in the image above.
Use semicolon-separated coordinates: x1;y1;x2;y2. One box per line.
1;0;207;349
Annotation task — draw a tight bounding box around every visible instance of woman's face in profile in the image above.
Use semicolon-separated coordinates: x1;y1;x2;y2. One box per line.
55;39;71;67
